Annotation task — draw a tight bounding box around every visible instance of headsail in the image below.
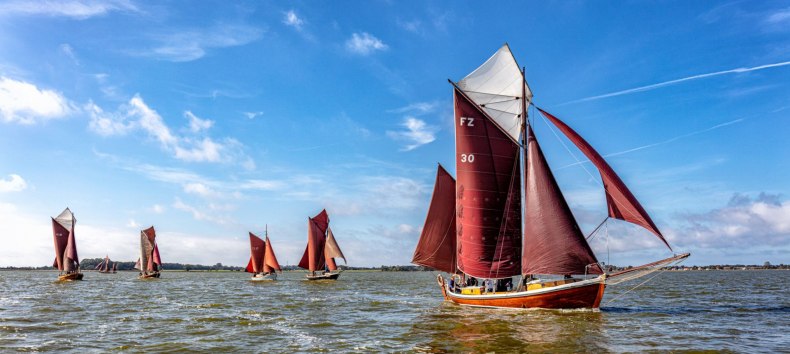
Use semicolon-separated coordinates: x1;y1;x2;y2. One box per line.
522;126;601;275
324;227;345;271
412;164;457;274
457;44;532;142
454;88;523;279
537;108;671;250
263;236;282;273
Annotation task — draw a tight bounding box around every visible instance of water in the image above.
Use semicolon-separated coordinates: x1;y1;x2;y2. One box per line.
0;270;787;352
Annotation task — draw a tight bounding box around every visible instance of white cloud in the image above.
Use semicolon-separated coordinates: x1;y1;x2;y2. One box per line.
126;219;140;228
89;95;253;167
151;204;165;213
0;0;137;19
183;182;219;198
386;116;437;151
0;174;27;192
144;24;264;62
283;10;304;30
0;77;73;124
242;111;263;120
345;32;388;55
185;111;213;133
172;198;233;225
388;101;439;115
240;179;284;191
60;43;79;65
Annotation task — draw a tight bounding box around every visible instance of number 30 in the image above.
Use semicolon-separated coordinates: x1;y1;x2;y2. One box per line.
461;154;475;163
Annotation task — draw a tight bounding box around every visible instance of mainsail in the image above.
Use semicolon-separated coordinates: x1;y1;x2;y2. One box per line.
454;87;523;279
52;208;79;272
298;209;344;273
137;226;160;273
411;164;457;274
246;232;265;273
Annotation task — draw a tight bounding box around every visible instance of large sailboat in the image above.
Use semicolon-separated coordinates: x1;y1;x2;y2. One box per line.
246;227;282;281
135;226;162;279
298;209;347;280
51;207;83;281
95;255;115;274
412;45;689;309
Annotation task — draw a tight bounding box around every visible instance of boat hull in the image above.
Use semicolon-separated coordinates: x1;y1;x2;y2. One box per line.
57;272;84;281
305;272;341;281
440;276;605;309
138;272;161;279
250;273;277;281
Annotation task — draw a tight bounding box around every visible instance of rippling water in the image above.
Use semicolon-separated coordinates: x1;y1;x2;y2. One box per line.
0;270;787;352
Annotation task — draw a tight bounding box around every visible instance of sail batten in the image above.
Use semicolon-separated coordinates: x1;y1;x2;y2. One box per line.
537;108;671;250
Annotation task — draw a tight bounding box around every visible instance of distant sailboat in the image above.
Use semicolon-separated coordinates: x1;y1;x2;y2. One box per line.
413;44;689;309
112;261;117;273
246;226;282;281
298;209;347;280
95;255;115;274
135;226;162;279
52;207;83;281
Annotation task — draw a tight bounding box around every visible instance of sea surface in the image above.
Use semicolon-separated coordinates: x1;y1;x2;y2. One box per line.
0;270;787;353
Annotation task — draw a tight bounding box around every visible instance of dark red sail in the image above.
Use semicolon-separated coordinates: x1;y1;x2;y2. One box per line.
152;245;161;270
412;164;457;274
454;88;522;279
247;232;265;273
52;218;69;270
537;108;670;250
522;126;601;275
298;214;327;272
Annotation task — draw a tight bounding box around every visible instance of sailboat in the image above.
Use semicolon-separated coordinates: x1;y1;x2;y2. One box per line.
51;207;83;281
112;261;117;273
135;226;162;279
246;226;282;281
95;255;114;274
412;44;690;309
298;209;347;280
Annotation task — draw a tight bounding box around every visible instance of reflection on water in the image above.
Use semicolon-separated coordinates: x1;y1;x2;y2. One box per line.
0;270;787;352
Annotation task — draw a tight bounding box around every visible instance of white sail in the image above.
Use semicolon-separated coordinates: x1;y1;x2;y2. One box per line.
457;44;532;142
54;207;75;231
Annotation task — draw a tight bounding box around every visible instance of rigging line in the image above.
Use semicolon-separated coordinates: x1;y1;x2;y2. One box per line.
491;149;521;280
537;112;602;188
605;266;670;305
586;217;609;241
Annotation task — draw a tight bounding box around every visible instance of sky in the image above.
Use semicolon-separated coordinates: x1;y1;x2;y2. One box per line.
0;0;788;268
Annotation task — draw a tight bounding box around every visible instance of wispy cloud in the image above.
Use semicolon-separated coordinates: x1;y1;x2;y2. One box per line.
142;24;264;62
386;117;437;151
283;10;304;30
0;0;138;19
0;174;27;193
88;94;253;167
345;32;388;55
59;43;79;65
0;77;74;124
564;60;790;104
242;111;263;120
388;101;439;115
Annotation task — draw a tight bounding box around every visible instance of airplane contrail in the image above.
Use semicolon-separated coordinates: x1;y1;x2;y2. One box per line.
563;60;790;104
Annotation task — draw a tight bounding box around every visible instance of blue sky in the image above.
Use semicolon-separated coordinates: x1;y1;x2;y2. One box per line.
0;1;788;267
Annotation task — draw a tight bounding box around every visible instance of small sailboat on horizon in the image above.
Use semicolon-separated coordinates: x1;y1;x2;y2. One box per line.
299;209;347;280
135;226;162;279
412;44;689;309
95;255;115;274
246;226;282;281
52;207;83;281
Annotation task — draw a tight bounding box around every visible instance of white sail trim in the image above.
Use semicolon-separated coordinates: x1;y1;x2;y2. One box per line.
457;44;533;141
55;207;75;231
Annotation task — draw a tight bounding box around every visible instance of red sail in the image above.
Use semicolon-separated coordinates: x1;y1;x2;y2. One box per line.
537;108;671;250
412;164;457;274
522;126;601;275
454;88;522;279
52;218;69;271
312;209;329;233
263;236;281;273
298;215;327;272
152;245;161;269
64;225;79;272
247;232;265;273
